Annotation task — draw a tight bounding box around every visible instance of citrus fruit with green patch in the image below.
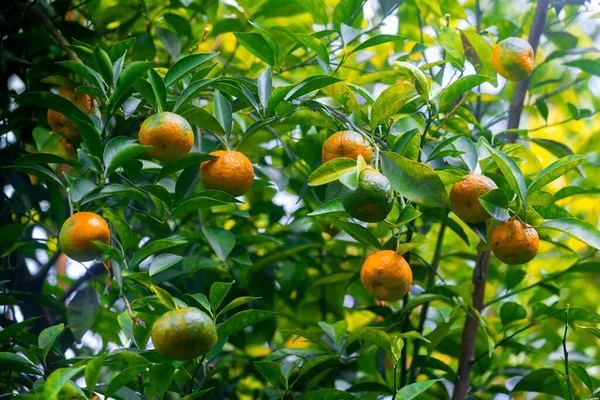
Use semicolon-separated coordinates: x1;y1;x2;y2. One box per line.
491;219;539;264
449;173;498;224
322;131;373;163
200;150;254;196
492;37;534;82
138;112;194;161
342;168;393;222
47;88;95;142
151;307;218;360
59;212;110;262
361;250;413;301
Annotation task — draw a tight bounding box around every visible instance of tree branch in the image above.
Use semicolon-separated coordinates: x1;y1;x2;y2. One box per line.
506;0;549;138
452;250;490;400
25;5;80;61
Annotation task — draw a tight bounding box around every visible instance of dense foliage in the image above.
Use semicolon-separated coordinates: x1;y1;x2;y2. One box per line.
1;0;600;399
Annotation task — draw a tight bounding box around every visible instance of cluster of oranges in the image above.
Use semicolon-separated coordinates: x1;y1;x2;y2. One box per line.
450;174;539;264
50;34;536;358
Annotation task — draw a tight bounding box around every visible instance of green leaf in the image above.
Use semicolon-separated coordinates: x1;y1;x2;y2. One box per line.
179;104;226;135
292;33;329;65
156;152;216;180
539;218;600;249
214;90;233;140
130;237;187;268
106;364;147;396
396;233;427;255
396;379;442;400
41;75;78;88
0;352;41;375
308;158;356;186
512;368;569;397
569;362;594;393
218;296;261;317
38;323;64;361
554;186;600;201
148;68;167;113
151;284;176;310
484;143;527;211
308;198;349;217
156;28;181;60
149;254;183;276
103;136;151;176
439;75;490;110
564;59;600;76
395;61;430;100
318;320;348;347
234;32;275;66
577;325;600;340
397;205;422;226
500;302;527;325
460;30;496;81
67;287;100;342
258;66;272;112
164;53;218;87
439;27;464;68
185;293;212;315
84;352;106;397
297;355;339;380
297;390;357;400
217;310;277;338
210;281;235;311
44;366;85;400
202;226;235;261
527;155;588;194
10;164;64;189
337;221;383;251
111;61;154;112
351;34;404;54
172;78;216;112
344;327;391;355
109;37;137;61
93;46;114;87
370;83;416;127
478;189;510;222
254;361;283;388
285;76;341;101
249;21;280;59
117;311;154;349
381;152;449;208
171;196;229;217
57;61;105;95
148;363;177;398
17;92;102;158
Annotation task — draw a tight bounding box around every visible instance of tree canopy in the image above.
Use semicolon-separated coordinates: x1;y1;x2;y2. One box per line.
1;0;600;399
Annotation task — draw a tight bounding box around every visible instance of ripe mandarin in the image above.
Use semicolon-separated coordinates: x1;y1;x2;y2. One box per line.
138;112;194;162
59;212;110;262
200;150;254;196
361;250;413;301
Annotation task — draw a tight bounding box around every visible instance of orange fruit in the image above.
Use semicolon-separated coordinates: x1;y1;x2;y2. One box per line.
59;212;110;262
492;37;534;82
138;112;194;161
342;168;394;222
491;219;539;265
152;307;218;360
47;88;95;142
199;150;254;196
449;174;498;224
322;131;373;163
361;250;413;301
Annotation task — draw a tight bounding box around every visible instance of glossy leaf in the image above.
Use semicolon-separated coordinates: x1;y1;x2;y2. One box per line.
44;366;85;400
351;34;404;54
104;136;151;176
370;83;416;127
308;158;356;186
337;221;383;251
381;152;449;208
395;61;430;99
202;226;236;261
527;155;588;194
164;53;218;87
478;189;510;222
210;281;235;311
235;32;275;66
149;254;183;276
111;61;153;112
484;143;527;211
439;75;490;110
396;379;442;400
173;78;216;112
539;218;600;249
217;310;277;338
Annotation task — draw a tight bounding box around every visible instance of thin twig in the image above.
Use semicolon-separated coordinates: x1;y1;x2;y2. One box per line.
484;252;596;308
25;5;79;61
563;305;576;400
